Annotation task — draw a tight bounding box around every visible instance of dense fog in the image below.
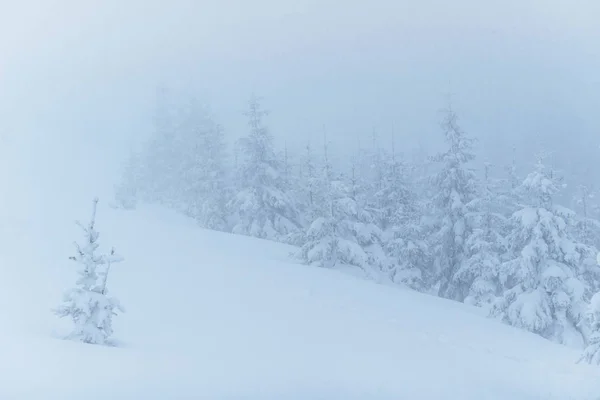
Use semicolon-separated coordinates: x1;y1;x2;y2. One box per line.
1;0;599;219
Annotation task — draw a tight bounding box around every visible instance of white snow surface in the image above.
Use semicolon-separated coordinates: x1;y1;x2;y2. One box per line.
1;204;600;399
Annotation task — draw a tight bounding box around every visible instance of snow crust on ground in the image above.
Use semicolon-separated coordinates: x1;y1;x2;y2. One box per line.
1;204;599;399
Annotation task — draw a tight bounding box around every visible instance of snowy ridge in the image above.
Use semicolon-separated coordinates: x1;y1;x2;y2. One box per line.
0;205;599;399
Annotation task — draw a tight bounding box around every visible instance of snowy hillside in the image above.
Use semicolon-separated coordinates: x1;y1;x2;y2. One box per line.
1;204;600;399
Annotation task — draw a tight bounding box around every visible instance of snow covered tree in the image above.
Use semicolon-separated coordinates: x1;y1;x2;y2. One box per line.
386;213;432;290
298;177;385;279
359;131;396;232
175;99;230;231
505;146;520;192
579;291;600;364
278;143;308;241
497;145;523;220
491;157;597;347
346;152;388;275
371;146;433;290
298;139;337;267
571;184;600;295
456;163;507;308
361;130;385;216
298;136;385;278
137;86;180;207
54;198;124;345
573;184;600;249
193;123;230;230
296;142;329;227
229;95;301;241
117;89;232;230
281;142;293;192
430;106;478;301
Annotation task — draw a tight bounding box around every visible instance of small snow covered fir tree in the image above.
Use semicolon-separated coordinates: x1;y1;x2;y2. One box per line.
55;198;124;345
491;157;596;347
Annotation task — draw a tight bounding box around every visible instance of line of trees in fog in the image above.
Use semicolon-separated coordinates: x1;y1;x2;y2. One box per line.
115;88;600;352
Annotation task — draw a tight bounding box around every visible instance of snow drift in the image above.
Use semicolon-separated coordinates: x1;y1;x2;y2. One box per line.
0;204;599;399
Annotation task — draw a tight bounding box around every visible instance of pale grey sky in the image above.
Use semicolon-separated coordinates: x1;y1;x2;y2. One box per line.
1;0;599;217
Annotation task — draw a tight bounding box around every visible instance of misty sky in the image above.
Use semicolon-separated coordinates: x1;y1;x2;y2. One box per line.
1;0;599;218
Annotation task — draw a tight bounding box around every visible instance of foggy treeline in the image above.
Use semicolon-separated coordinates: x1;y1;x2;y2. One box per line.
115;88;600;349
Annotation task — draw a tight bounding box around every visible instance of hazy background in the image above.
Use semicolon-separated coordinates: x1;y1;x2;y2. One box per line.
1;0;599;222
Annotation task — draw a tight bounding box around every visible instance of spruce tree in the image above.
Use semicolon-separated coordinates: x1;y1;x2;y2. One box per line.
573;184;600;249
299;139;385;279
299;176;384;278
431;106;478;301
378;149;432;290
229;95;301;241
491;157;595;346
55;198;124;345
175;99;230;231
457;163;507;307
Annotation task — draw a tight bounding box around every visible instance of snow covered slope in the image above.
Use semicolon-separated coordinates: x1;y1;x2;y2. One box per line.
1;205;600;399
